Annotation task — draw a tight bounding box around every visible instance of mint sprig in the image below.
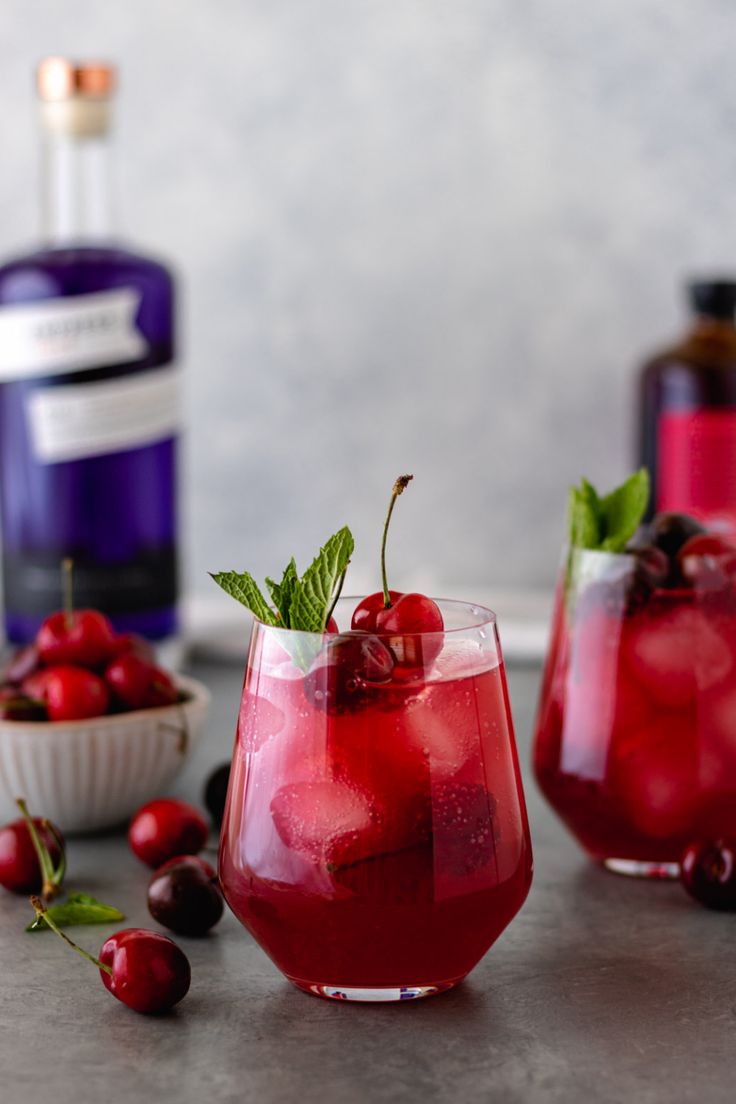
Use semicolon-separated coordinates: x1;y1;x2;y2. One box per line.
27;892;124;932
568;469;650;553
290;528;354;632
265;558;299;626
211;525;354;635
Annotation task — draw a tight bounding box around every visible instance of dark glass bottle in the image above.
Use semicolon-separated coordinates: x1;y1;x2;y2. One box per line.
639;278;736;536
0;60;178;642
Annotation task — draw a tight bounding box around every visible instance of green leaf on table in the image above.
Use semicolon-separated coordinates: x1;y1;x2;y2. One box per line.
27;893;124;932
599;468;651;552
210;570;279;625
265;558;299;627
289;526;355;633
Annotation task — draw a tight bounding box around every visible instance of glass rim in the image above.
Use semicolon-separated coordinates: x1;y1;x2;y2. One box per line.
252;595;497;637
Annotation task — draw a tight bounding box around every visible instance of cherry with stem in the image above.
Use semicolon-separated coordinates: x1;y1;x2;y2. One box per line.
30;896;191;1014
351;475;444;672
380;474;414;608
16;798;65;901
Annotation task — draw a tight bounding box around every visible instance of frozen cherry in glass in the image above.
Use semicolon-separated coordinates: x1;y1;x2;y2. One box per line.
204;763;231;827
105;653;178;710
148;855;224;936
0;815;64;894
680;839;736;910
128;799;209;868
42;666;109;721
303;632;394;715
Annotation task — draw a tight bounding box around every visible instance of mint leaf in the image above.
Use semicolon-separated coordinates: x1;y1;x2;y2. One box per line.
599;468;650;552
289;526;354;633
568;469;650;552
27;893;124;932
568;480;601;549
266;558;299;627
210;570;278;625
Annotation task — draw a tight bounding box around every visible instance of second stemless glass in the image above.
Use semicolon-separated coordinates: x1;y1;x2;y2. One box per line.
534;548;736;877
219;597;532;1001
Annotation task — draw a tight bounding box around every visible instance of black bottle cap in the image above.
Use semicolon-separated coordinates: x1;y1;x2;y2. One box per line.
688;278;736;320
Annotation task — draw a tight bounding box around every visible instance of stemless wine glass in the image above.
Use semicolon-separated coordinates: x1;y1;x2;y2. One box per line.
534;547;736;878
219;597;532;1001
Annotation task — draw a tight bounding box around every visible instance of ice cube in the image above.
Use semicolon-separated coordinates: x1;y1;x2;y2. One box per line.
270;779;383;866
623;603;732;709
609;712;698;838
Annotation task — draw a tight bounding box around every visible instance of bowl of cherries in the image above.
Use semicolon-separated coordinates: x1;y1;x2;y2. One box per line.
0;580;209;833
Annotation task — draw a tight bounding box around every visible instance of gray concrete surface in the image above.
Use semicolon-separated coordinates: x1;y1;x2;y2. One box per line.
1;661;734;1104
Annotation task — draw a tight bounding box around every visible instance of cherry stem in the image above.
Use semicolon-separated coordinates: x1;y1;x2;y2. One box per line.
380;474;413;608
62;558;74;631
324;566;348;629
30;896;113;976
16;798;64;901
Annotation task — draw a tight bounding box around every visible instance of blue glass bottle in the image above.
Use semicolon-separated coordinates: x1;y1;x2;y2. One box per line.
0;60;178;642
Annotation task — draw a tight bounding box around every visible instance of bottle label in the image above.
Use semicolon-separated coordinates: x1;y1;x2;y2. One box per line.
657;408;736;534
0;288;148;380
26;365;181;463
2;548;178;617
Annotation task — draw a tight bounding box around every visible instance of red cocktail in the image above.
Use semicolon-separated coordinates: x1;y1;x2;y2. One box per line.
219;598;532;1000
534;542;736;877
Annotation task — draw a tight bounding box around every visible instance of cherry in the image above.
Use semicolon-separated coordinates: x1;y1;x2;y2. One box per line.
35;559;117;669
0;800;64;896
374;592;444;670
105;653;178;711
350;475;444;672
99;928;191;1013
30;897;191;1014
128;799;209;868
41;666;109;721
111;632;157;664
148;855;223;936
680;838;736;911
21;668;56;703
678;533;736;588
646;513;706;559
325;616;339;633
1;644;41;686
0;687;47;721
303;631;394;715
204;763;231;827
37;610;116;669
351;590;402;632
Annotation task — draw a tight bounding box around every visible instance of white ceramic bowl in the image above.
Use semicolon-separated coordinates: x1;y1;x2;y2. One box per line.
0;675;210;834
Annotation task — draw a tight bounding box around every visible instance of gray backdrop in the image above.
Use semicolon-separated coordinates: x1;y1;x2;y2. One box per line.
2;0;735;597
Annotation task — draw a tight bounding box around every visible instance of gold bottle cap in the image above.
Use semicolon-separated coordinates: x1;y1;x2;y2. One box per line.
37;58;115;102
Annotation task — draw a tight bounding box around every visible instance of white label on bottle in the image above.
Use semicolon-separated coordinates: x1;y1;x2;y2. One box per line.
0;288;148;380
26;365;180;463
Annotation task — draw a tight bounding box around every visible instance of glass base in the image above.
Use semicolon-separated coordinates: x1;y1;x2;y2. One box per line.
603;857;680;880
290;980;457;1002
